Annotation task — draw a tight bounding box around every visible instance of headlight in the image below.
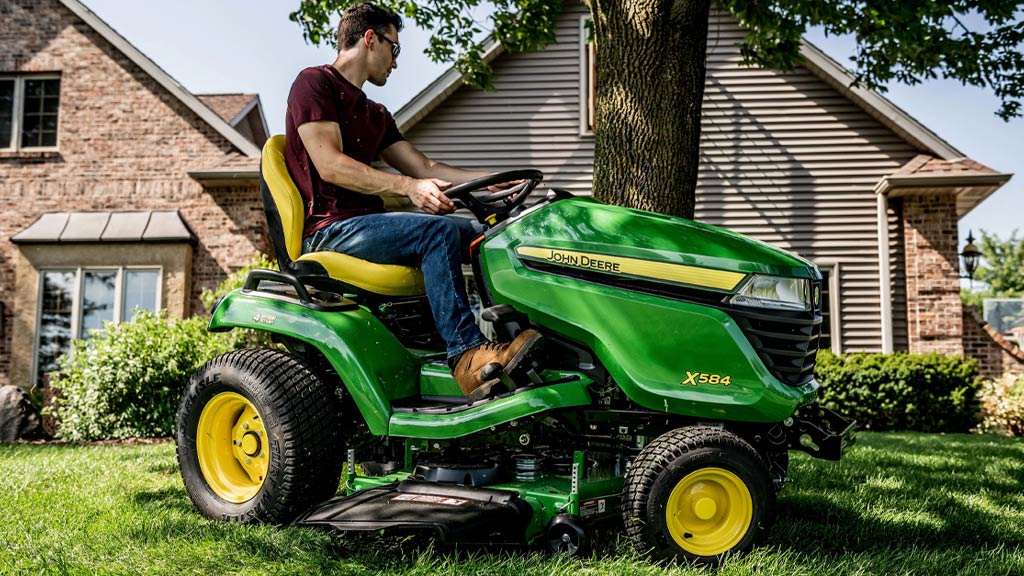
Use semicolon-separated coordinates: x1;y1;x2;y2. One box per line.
730;274;811;311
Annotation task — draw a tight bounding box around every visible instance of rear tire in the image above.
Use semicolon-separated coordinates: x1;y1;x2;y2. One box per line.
622;426;773;565
176;348;345;524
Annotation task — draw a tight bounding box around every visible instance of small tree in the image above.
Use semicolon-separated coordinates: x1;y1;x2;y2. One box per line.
962;230;1024;307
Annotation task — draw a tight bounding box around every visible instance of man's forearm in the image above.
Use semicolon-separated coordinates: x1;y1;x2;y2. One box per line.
419;159;491;185
320;151;411;197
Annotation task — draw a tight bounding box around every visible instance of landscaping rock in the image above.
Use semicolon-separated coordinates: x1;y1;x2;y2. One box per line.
0;385;42;442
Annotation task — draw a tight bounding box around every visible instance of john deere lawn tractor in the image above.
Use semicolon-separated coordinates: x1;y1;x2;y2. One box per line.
175;135;855;564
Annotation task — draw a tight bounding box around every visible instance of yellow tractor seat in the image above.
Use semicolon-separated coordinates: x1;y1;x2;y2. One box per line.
259;135;426;297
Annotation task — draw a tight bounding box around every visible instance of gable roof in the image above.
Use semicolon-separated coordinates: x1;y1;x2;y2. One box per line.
395;36;963;162
198;93;259;125
875;154;1011;217
58;0;261;157
198;93;271;148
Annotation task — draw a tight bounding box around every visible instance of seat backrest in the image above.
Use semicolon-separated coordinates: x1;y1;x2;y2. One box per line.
260;135;305;269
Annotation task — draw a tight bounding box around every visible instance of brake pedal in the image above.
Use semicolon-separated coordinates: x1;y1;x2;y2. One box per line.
499;372;518;391
481;362;518;392
526;368;543;386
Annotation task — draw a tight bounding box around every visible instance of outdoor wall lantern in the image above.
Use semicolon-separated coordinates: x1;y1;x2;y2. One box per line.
960;230;982;286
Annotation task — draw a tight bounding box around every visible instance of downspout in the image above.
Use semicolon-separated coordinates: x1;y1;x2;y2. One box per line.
875;180;894;353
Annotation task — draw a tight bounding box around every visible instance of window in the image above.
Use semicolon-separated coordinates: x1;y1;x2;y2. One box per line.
35;267;160;385
579;17;596;135
37;271;75;384
0;75;61;151
815;264;843;353
819;270;833;351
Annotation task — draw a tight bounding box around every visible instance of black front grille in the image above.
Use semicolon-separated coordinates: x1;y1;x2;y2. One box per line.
728;283;823;386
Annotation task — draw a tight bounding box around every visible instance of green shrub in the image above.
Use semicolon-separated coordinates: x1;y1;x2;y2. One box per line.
202;253;280;350
814;350;981;432
976;373;1024;436
51;310;238;441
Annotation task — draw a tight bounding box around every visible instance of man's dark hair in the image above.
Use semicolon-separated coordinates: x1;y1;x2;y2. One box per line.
337;3;403;50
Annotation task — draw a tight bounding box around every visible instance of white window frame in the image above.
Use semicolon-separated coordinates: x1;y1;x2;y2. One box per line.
578;16;596;137
0;74;62;152
814;261;843;354
32;265;163;385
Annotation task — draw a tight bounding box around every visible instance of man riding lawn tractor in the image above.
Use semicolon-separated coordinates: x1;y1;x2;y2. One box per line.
175;2;855;565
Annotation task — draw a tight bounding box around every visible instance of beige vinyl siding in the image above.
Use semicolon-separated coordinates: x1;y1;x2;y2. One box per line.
406;3;594;194
406;3;922;352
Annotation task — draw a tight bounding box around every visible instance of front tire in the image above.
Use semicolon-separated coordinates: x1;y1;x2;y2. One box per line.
176;348;345;523
622;426;774;565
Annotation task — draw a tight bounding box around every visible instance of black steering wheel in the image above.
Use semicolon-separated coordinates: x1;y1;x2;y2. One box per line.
444;169;544;224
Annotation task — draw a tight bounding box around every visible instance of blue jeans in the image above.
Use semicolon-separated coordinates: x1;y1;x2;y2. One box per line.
303;213;488;360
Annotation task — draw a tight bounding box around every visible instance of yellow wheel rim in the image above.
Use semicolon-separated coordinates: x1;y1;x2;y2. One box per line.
196;392;269;503
665;467;753;556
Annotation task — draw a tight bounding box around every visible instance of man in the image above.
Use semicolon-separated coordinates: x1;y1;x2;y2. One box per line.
285;2;540;401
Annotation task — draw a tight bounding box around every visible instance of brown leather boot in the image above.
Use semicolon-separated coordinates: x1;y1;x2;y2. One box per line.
453;329;543;402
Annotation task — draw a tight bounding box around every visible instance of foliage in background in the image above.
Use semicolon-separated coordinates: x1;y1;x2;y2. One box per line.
290;0;561;89
976;372;1024;436
961;229;1024;308
50;310;238;441
52;254;281;440
814;350;981;432
200;252;279;312
200;253;280;350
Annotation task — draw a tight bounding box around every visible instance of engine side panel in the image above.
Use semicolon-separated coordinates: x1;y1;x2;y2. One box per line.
481;200;819;422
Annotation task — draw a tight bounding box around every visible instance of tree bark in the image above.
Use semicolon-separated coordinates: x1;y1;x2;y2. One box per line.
585;0;710;219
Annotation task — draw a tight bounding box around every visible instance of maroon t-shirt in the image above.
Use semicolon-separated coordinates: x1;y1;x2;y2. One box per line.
284;65;405;237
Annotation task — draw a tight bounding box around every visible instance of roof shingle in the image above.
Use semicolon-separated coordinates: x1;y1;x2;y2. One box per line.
894;154;1000;177
197;93;258;125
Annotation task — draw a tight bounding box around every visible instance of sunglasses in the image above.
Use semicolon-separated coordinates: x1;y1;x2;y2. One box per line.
375;31;401;60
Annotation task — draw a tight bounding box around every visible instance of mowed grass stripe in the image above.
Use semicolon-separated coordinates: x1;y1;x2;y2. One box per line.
1;433;1022;575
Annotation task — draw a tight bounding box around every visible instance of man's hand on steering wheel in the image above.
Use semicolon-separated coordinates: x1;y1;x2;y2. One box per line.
405;177;456;215
443;169;543;224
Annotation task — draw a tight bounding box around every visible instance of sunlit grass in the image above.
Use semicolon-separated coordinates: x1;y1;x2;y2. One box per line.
2;432;1023;575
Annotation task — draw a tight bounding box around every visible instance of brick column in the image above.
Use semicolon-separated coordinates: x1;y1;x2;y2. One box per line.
901;193;963;355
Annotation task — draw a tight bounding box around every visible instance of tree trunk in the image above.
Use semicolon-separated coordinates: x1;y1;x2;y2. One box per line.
585;0;710;219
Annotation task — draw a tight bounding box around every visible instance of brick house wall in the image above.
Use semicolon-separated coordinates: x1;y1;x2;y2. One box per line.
900;194;964;356
898;191;1024;377
0;0;266;387
963;306;1024;379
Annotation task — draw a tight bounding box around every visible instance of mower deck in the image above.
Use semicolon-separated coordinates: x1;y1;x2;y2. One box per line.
295;480;533;544
294;452;625;545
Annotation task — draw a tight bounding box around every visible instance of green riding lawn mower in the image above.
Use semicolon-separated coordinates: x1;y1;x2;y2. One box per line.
175;135;856;565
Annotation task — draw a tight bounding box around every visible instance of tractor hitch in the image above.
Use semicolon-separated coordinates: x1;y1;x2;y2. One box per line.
769;404;856;461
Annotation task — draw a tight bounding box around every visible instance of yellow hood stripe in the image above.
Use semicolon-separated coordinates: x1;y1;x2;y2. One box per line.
516;246;745;291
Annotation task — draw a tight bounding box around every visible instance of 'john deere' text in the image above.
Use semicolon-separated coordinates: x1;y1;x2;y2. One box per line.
546;250;621;273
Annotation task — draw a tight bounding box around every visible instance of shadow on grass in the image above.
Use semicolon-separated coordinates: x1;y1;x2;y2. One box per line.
771;433;1024;558
99;433;1024;574
129;493;637;573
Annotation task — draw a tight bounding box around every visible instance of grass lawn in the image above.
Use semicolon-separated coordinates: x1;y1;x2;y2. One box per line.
2;432;1023;575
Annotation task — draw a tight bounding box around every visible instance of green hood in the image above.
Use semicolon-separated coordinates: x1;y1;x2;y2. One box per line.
495;198;819;291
